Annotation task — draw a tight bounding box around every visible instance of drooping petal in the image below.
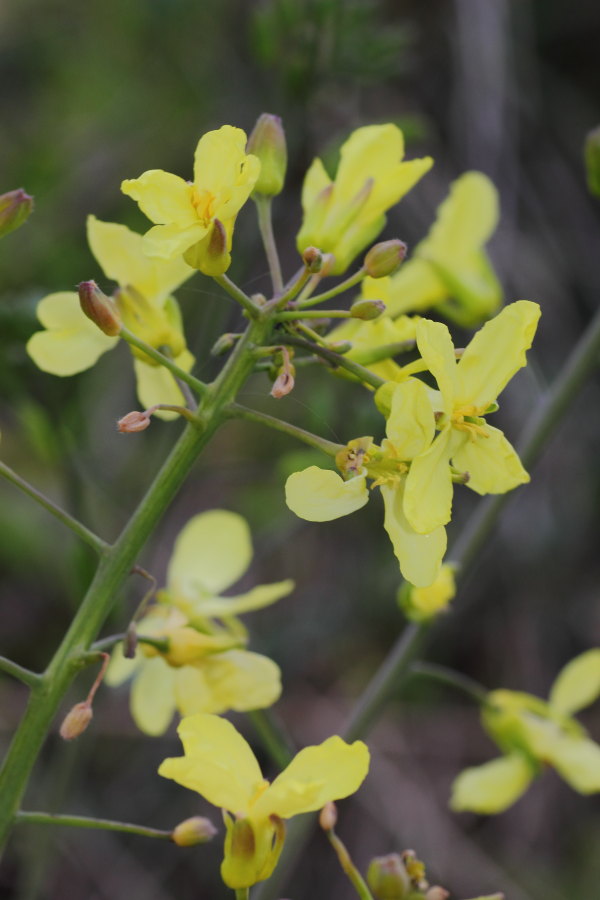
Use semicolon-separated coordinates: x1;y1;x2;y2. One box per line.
191;580;294;617
167;510;253;597
254;736;369;820
158;713;262;815
415;318;457;415
454;300;541;409
420;172;499;261
198;650;282;713
549;649;600;716
132;348;195;420
380;482;446;587
130;657;177;736
450;754;534;813
544;735;600;794
452;424;529;495
27;292;118;376
403;427;454;533
385;378;435;460
121;170;197;226
285;467;369;522
143;222;209;259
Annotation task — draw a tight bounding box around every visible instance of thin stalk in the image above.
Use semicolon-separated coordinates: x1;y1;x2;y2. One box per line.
15;811;172;841
325;828;374;900
213;274;261;318
235;889;249;900
255;196;284;294
90;633;168;654
409;661;487;704
0;461;108;556
0;657;41;689
247;709;295;770
120;328;209;396
0;315;273;853
275;334;385;390
275;309;354;321
341;341;416;366
227;404;341;457
295;268;366;309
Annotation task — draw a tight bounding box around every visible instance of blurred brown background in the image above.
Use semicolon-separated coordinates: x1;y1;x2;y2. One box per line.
1;1;600;897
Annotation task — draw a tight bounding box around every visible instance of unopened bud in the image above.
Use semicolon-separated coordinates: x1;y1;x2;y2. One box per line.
367;854;411;899
247;113;287;196
211;332;240;356
59;701;93;741
585;126;600;197
425;889;450;900
364;240;407;278
117;411;152;433
319;802;337;832
270;366;295;399
350;299;386;320
123;623;138;658
0;189;33;238
78;281;122;336
172;816;217;847
302;246;323;273
328;340;352;354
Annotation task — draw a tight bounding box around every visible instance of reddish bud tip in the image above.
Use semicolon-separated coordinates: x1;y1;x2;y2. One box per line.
0;189;34;238
78;281;122;336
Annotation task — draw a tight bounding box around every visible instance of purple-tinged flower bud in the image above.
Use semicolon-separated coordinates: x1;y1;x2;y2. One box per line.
247;114;287;196
302;246;323;273
211;332;241;356
350;298;386;320
0;189;33;238
318;802;337;831
364;240;407;278
367;854;411;899
59;701;93;741
117;411;152;433
172;816;218;847
78;281;122;336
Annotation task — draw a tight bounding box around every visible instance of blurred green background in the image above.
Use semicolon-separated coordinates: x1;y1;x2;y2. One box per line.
1;1;600;898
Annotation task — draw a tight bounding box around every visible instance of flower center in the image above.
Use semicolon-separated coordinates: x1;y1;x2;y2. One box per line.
191;188;217;225
450;405;489;441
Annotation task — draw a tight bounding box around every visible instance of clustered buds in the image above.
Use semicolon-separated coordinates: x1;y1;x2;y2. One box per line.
364;239;407;278
247;113;287;197
171;816;217;847
78;281;122;336
0;188;33;239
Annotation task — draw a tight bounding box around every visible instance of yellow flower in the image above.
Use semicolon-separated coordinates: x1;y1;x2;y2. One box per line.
398;563;456;623
361;172;502;326
26;216;194;418
451;650;600;814
105;510;293;735
121;125;260;275
285;379;447;588
297;124;432;275
401;301;540;534
159;713;370;888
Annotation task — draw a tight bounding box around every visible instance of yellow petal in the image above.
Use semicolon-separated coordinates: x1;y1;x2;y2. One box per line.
87;216;193;304
430;251;502;328
193;126;260;219
254;735;369;820
27;292;118;375
130;657;176;736
415;318;457;415
450;754;533;813
420;172;499;261
172;666;213;714
379;258;446;317
301;157;332;211
195;650;282;713
285;466;369;522
143;222;208;259
402;564;456;622
132;349;195;420
380;482;447;587
549;649;600;716
452;424;529;495
121;169;196;226
159;713;262;814
167;510;253;597
403;427;454;533
191;580;294;617
454;300;541;409
385;378;435;460
104;643;141;686
544;735;600;794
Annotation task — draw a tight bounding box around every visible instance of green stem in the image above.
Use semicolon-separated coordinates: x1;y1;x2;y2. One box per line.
0;657;41;689
15;811;172;841
247;709;295;770
0;316;272;854
213;273;261;318
90;633;169;654
120;328;209;396
409;662;487;704
345;341;416;366
274;334;385;390
275;309;354;321
227;404;341;457
235;889;249;900
255;196;284;295
296;268;366;309
325;829;375;900
0;460;109;555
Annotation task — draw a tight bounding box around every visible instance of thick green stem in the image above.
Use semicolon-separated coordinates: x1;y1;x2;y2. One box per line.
15;811;172;841
0;316;272;854
0;461;109;555
255;196;284;295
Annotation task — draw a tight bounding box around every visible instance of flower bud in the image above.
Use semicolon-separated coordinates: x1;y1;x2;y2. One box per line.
364;240;407;278
425;889;450;900
0;189;33;238
302;246;323;273
117;411;152;433
350;298;386;320
585;126;600;197
247;114;287;196
270;366;295;399
172;816;217;847
211;332;240;356
328;340;353;354
367;854;411;899
319;801;337;831
78;281;122;336
59;701;93;741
